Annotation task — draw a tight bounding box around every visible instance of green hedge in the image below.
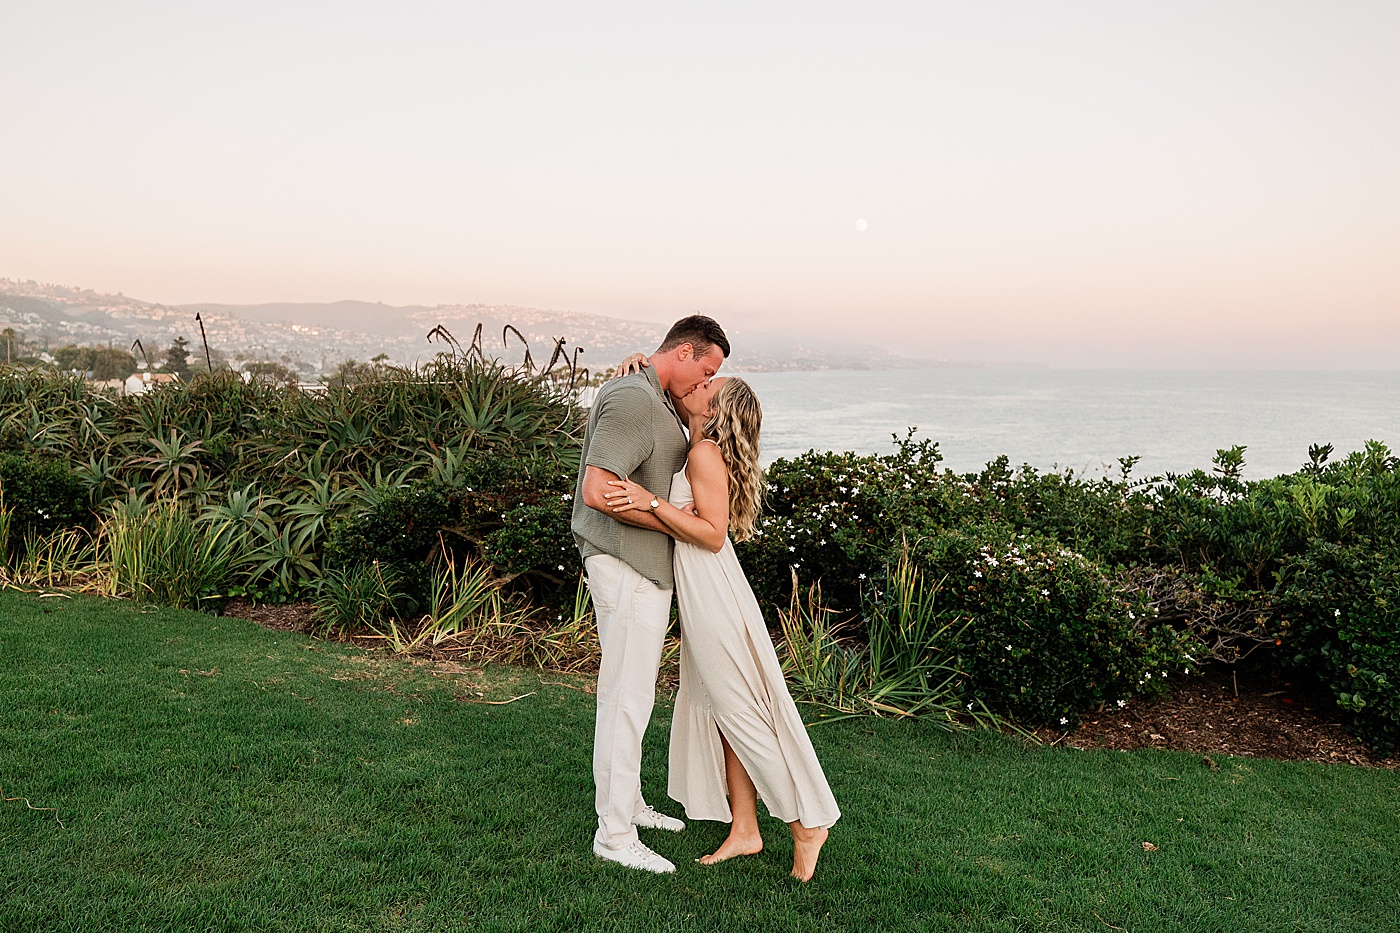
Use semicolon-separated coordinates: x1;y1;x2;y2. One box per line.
1278;542;1400;757
0;452;90;552
4;366;1399;753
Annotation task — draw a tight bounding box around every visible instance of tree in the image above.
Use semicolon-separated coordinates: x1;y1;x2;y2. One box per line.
326;358;374;389
163;336;191;380
54;345;95;373
90;347;138;381
244;361;298;388
1;327;20;364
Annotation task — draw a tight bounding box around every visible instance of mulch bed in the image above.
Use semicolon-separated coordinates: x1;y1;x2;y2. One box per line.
221;599;315;632
1036;668;1397;769
220;601;1394;769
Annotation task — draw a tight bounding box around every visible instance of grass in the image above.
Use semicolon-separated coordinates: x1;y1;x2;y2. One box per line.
1;590;1397;932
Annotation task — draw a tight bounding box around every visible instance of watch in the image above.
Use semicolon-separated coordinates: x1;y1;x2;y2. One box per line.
648;498;661;511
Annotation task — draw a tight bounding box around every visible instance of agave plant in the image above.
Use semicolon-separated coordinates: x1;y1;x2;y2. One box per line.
245;521;320;595
128;429;207;499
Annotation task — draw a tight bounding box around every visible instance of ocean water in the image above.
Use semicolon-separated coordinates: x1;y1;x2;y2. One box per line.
734;369;1400;479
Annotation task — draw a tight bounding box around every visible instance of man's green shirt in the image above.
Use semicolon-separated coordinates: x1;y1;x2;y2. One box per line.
571;367;689;588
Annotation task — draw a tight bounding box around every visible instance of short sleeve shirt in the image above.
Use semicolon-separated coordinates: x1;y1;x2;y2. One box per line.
571;367;689;587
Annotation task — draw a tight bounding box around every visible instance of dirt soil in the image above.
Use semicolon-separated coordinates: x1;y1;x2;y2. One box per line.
1036;668;1397;769
221;601;1394;769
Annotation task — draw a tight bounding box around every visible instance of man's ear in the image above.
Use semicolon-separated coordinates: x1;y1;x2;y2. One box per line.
676;343;694;362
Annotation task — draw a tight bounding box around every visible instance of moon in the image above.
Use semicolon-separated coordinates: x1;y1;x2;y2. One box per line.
855;218;868;232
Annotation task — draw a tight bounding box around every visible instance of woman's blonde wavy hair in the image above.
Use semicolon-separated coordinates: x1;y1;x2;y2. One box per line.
701;377;764;543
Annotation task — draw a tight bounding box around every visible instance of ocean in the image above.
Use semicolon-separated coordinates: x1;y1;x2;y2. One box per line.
732;369;1400;479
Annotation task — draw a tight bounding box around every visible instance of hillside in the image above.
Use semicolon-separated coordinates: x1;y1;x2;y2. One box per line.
1;279;918;374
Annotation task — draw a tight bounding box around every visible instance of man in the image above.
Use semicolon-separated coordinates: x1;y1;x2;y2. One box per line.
572;314;730;873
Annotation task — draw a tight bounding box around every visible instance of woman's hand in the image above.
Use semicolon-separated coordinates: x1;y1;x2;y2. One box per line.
610;353;651;379
603;478;655;513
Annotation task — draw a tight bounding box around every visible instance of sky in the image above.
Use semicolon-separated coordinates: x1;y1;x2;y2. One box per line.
2;1;1398;367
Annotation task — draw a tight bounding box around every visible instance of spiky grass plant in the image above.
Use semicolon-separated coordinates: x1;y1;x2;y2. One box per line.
420;552;503;646
310;561;403;637
14;528;98;590
779;553;999;730
0;494;11;570
101;500;240;609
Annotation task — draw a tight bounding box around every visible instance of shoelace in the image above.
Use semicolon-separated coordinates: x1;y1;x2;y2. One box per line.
626;840;660;861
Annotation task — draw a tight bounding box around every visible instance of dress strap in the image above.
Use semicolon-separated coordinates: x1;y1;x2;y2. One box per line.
692;438;721;450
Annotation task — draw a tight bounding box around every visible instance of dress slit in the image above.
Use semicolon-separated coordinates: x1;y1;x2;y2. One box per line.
664;465;840;831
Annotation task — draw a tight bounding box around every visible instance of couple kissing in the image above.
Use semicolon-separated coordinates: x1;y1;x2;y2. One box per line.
570;314;840;881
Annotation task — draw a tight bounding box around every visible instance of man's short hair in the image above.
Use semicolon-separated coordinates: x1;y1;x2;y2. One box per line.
657;314;730;359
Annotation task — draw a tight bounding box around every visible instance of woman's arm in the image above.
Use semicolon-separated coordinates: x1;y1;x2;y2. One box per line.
603;443;730;553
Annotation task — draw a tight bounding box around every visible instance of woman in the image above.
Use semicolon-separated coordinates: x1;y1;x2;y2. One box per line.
602;374;840;882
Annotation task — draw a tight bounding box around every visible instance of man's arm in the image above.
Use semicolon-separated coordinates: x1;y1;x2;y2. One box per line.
581;465;672;535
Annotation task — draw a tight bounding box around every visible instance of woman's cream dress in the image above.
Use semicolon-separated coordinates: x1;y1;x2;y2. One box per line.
666;462;841;830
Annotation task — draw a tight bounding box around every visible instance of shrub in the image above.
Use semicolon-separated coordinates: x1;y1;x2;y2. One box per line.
323;481;464;608
907;526;1191;726
0;452;90;551
739;436;950;618
1277;542;1400;757
482;497;581;604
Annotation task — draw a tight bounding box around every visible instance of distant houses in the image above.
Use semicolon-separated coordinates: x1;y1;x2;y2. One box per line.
122;371;178;395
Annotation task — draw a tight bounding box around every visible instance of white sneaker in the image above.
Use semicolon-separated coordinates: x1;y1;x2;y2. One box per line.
633;805;685;833
593;838;677;874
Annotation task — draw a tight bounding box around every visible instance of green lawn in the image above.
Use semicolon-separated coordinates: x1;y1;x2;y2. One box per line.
2;590;1397;932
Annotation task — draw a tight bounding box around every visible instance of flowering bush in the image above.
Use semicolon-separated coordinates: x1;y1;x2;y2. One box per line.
907;526;1193;726
736;436;951;618
483;496;582;609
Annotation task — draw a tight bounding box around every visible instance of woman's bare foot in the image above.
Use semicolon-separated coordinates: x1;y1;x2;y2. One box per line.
789;823;828;881
697;829;764;865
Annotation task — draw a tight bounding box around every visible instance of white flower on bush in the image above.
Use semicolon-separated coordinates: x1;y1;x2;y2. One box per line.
1059;717;1068;726
1334;609;1342;618
1040;589;1049;597
858;573;866;580
1117;699;1127;708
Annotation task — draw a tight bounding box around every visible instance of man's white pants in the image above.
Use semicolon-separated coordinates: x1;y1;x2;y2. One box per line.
585;554;673;849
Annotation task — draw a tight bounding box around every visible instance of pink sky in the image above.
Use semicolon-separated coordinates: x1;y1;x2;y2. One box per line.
2;1;1397;367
